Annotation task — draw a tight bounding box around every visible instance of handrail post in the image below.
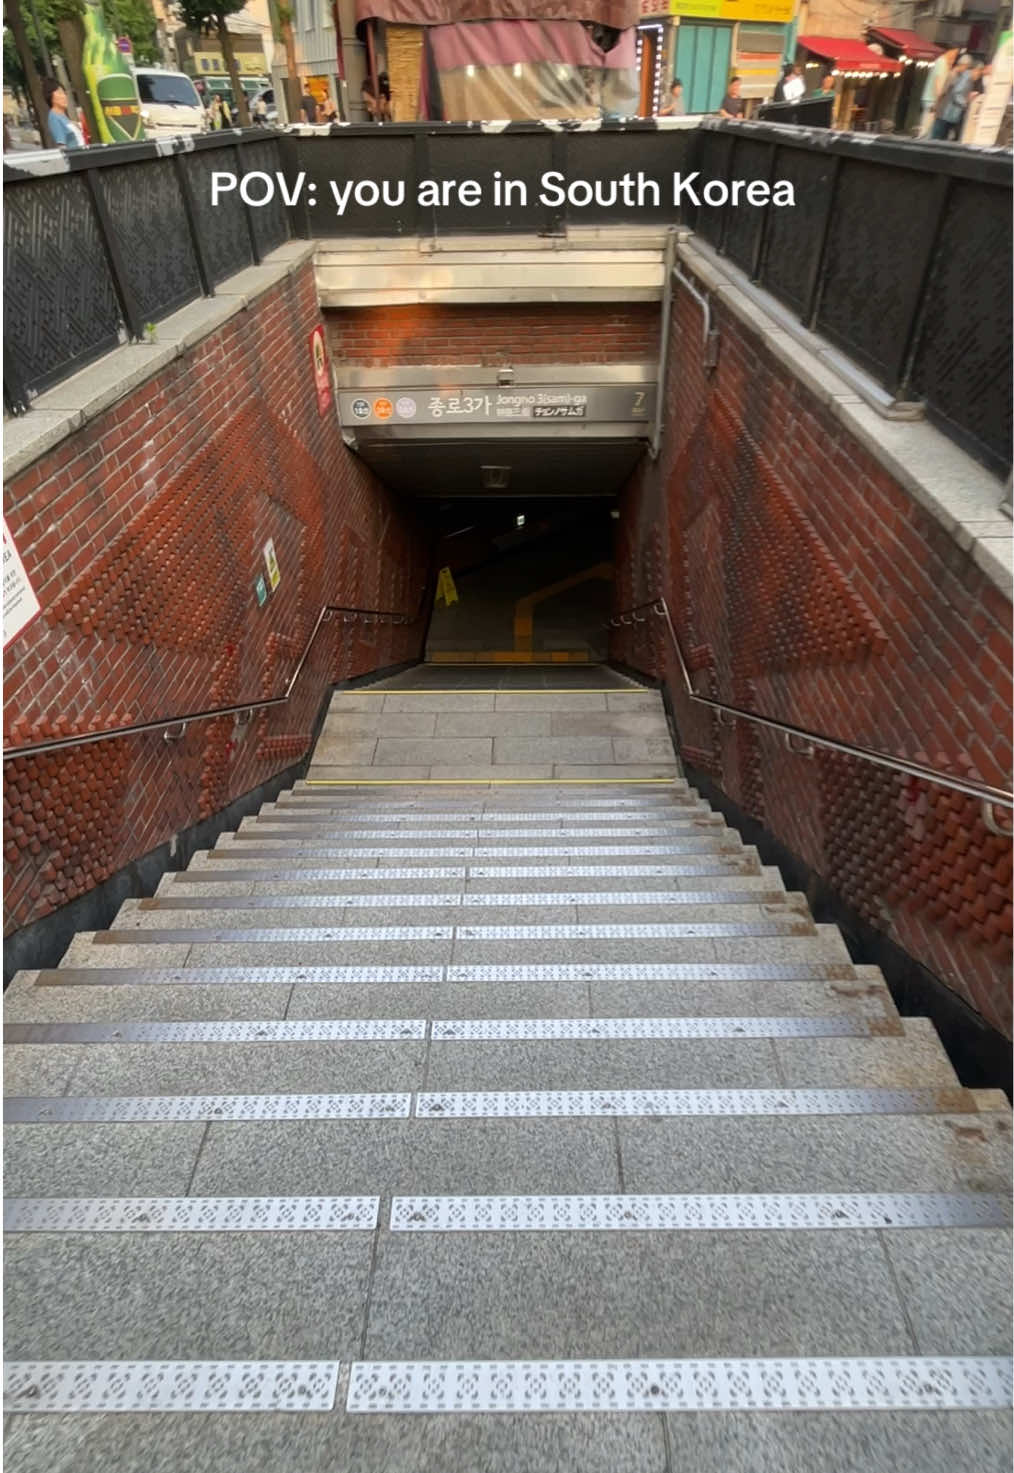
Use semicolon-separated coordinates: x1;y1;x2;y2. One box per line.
82;166;145;343
802;153;842;331
172;152;215;297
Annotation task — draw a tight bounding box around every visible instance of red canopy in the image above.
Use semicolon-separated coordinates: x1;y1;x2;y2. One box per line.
866;28;942;63
797;36;904;76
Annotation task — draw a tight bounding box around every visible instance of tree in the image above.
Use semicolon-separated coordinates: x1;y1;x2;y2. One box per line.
4;0;53;144
267;0;300;124
176;0;250;124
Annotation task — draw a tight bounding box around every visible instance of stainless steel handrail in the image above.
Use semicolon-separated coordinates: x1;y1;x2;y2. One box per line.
608;597;1014;815
3;598;427;763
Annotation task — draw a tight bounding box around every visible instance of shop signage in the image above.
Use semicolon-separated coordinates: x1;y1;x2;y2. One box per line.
669;0;795;23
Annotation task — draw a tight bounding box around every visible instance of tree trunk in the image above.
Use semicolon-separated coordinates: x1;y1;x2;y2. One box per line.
5;0;51;146
57;16;100;145
217;15;250;125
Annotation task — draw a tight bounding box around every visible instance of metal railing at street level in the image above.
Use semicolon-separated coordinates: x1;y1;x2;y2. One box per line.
1;599;427;764
607;598;1014;834
3;118;1011;473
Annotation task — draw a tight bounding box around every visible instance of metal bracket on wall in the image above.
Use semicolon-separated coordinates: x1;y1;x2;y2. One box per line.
784;732;816;757
672;263;720;374
163;722;188;743
982;800;1014;838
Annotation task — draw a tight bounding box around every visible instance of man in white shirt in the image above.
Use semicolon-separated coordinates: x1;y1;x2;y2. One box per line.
919;47;958;135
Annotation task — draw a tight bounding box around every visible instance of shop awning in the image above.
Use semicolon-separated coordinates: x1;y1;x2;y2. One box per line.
797;36;904;77
356;0;640;27
866;28;942;63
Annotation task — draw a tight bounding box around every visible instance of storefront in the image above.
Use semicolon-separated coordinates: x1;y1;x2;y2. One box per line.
669;0;795;115
796;35;903;130
865;26;942;133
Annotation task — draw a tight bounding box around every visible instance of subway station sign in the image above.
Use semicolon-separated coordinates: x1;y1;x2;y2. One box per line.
339;384;656;428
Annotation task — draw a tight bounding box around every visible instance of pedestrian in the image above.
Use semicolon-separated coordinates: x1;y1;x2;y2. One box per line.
774;64;804;104
361;74;392;121
718;76;744;119
809;70;836;101
919;45;958;136
207;95;223;130
932;53;974;140
299;91;318;123
658;78;685;116
42;77;84;149
321;98;339;124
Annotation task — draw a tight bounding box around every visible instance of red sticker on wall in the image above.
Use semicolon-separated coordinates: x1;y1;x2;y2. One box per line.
310;325;332;417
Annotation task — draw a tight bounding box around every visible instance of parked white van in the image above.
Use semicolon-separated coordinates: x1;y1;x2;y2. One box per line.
133;69;206;139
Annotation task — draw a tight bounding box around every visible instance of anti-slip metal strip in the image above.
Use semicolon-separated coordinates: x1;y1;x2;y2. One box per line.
176;868;474;882
5;1195;380;1233
172;864;753;882
6;1020;427;1043
446;963;854;981
4;1361;340;1413
246;830;722;842
279;801;688;813
93;927;452;945
94;922;809;945
34;966;445;987
430;1017;867;1040
388;1193;1010;1233
453;923;812;939
414;1089;967;1119
4;1093;411;1123
32;962;854;988
5;1016;865;1046
345;1357;1012;1413
259;812;701;824
214;844;740;859
468;864;754;878
143;891;787;910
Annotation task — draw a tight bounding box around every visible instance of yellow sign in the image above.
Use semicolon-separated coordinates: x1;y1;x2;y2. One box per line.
436;566;458;607
263;538;281;592
669;0;795;21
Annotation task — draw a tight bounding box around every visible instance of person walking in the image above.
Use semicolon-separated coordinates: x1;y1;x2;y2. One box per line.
774;64;804;104
932;53;975;140
919;46;958;136
42;77;83;149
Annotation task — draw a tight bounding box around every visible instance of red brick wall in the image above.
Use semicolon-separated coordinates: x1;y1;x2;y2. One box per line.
4;262;430;936
613;273;1013;1039
325;303;660;366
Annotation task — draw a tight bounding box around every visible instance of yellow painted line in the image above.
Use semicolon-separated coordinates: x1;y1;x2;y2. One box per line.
331;689;656;695
306;778;679;786
513;562;613;654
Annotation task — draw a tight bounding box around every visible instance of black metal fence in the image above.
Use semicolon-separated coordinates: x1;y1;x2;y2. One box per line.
690;119;1012;475
4;119;1011;473
3;130;291;412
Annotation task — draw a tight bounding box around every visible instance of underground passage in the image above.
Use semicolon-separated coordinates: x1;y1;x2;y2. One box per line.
3;114;1013;1471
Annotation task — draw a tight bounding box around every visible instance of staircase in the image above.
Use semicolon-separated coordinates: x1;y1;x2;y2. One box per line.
4;669;1011;1471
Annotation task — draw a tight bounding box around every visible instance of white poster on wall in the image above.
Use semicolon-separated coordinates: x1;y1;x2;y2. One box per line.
3;517;41;648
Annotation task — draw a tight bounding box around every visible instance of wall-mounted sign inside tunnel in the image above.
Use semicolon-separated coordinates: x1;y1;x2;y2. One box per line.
338;384;656;428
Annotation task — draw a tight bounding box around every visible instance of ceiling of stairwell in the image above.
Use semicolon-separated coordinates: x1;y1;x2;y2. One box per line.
351;435;645;498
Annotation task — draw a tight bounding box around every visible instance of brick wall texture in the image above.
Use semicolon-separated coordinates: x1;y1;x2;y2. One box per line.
325;303;660;366
4;262;430;937
613;274;1013;1039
